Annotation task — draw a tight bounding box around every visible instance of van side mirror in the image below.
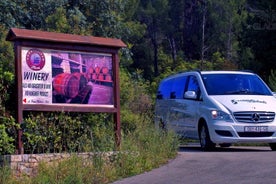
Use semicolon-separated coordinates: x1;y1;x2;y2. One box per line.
184;91;197;99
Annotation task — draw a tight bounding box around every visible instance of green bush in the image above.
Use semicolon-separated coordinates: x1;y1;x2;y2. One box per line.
0;41;17;155
84;113;115;151
21;112;116;154
0;117;178;184
0;124;15;155
22;112;87;153
119;69;154;133
0;116;17;155
117;121;178;178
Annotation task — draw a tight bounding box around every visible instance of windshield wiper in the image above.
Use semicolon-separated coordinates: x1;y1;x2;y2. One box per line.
226;89;265;95
225;89;250;94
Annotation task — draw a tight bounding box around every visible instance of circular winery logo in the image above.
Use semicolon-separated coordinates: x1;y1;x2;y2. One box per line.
26;49;45;71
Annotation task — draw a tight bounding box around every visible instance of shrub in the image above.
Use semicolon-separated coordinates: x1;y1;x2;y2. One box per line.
0;117;178;184
0;116;17;155
0;165;14;184
116;121;178;178
20;112;117;154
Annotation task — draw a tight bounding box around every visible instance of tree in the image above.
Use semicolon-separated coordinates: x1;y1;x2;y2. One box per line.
45;7;71;33
46;7;88;35
207;0;247;63
13;0;68;29
0;26;15;114
135;0;170;77
268;69;276;91
241;0;276;80
74;0;144;68
0;0;18;28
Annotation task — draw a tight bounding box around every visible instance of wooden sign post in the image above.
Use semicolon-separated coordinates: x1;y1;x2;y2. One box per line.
6;28;126;154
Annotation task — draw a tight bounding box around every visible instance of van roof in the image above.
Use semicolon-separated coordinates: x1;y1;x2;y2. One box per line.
160;70;255;83
166;70;254;78
200;70;255;75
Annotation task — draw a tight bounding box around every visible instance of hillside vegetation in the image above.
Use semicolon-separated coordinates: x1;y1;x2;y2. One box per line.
0;0;275;183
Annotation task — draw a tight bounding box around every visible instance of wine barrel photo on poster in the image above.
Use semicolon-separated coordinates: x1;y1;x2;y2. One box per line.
72;72;87;91
53;73;80;98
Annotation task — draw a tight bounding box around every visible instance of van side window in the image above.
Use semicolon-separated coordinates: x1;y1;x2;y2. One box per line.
185;75;201;99
157;78;173;99
171;76;187;99
157;76;187;99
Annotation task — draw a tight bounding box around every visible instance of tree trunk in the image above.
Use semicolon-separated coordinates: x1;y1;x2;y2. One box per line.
226;19;233;61
200;0;207;69
151;28;159;76
168;36;177;64
182;0;198;60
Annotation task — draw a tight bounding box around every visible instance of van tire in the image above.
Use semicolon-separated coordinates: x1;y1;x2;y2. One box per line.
199;123;215;151
269;143;276;151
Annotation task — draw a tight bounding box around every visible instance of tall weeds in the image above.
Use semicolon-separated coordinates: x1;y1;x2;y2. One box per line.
0;118;178;184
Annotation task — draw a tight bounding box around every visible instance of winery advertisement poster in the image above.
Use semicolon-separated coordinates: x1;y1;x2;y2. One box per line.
21;47;114;106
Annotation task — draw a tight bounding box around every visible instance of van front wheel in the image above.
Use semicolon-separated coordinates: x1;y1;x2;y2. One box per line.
199;123;215;151
269;143;276;151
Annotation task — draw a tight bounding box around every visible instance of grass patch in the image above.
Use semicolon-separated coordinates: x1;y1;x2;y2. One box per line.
0;121;179;184
0;165;13;184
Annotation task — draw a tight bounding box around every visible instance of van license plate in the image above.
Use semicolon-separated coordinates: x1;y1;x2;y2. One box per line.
244;126;268;132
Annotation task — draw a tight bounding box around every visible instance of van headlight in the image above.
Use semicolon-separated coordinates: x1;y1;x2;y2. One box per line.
211;110;232;121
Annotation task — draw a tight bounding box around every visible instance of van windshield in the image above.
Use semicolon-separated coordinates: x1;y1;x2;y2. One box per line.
202;74;272;96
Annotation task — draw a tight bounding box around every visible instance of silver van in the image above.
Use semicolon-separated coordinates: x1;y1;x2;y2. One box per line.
155;71;276;150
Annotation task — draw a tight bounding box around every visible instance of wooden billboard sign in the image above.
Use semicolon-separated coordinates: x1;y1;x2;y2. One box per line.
6;28;126;154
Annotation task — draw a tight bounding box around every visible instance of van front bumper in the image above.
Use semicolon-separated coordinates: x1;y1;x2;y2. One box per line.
208;121;276;144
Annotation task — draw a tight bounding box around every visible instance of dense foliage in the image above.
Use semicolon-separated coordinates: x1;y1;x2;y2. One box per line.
0;0;275;155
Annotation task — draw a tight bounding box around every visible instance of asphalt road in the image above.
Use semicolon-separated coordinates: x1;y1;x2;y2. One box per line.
111;145;276;184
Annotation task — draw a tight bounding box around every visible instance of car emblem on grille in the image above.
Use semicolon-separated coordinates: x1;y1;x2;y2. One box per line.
252;113;260;122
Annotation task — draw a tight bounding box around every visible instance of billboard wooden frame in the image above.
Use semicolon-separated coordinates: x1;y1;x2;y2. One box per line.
6;28;126;154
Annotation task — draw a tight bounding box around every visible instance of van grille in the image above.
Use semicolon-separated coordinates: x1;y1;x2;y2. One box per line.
238;132;274;137
233;111;275;123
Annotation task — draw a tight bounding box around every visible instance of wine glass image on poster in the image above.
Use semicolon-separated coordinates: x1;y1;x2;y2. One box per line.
51;51;114;105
